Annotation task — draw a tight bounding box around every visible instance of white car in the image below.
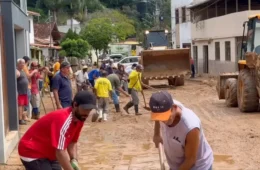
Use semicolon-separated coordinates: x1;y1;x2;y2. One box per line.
114;56;140;70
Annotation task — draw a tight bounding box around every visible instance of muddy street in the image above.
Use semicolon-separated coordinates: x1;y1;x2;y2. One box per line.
2;79;260;170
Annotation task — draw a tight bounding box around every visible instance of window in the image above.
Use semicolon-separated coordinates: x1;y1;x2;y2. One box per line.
121;58;129;64
215;42;220;60
129;58;138;62
225;41;231;61
175;9;179;24
182;7;186;23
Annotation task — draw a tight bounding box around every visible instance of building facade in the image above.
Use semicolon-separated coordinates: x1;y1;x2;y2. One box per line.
188;0;260;75
171;0;193;49
0;0;30;163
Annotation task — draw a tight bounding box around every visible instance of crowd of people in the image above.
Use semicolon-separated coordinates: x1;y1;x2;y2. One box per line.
16;56;214;170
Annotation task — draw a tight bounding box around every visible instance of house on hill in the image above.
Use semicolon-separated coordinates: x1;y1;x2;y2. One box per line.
33;22;62;60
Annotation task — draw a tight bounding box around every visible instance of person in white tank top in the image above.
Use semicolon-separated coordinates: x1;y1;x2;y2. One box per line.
149;91;213;170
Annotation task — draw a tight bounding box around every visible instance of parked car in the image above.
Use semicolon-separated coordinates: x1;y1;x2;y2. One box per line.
114;56;140;69
109;54;124;63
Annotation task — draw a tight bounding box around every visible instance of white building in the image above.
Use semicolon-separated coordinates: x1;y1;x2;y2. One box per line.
188;0;260;75
171;0;193;49
58;19;81;34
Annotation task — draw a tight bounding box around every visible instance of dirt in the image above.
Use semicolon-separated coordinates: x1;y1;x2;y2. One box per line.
2;79;260;169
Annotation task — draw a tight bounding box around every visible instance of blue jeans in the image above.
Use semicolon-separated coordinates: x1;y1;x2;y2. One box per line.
61;101;71;108
208;165;213;170
111;90;119;105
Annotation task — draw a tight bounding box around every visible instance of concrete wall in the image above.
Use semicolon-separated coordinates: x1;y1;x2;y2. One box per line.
192;10;260;39
29;16;34;44
0;0;29;164
171;0;193;48
192;37;237;75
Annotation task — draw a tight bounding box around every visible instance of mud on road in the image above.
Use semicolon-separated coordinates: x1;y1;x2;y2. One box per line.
2;79;260;170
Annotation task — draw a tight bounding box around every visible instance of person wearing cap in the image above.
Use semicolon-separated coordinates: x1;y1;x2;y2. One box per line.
107;71;131;112
18;91;97;170
74;65;91;92
123;64;150;115
52;61;73;109
53;56;65;75
94;70;112;121
150;91;213;170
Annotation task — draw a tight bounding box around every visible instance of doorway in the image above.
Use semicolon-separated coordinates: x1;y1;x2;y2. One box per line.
203;45;209;73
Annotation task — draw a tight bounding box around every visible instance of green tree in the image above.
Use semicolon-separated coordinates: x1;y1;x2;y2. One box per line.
61;29;80;43
81;17;114;58
60;38;89;58
87;9;136;41
42;0;65;22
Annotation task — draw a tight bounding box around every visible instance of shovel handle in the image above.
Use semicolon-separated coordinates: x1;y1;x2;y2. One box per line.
141;91;147;107
158;143;165;170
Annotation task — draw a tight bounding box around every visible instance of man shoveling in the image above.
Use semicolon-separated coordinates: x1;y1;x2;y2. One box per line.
18;91;96;170
150;91;213;170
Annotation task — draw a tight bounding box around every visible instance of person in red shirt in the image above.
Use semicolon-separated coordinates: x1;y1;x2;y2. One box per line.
29;61;44;120
18;91;97;170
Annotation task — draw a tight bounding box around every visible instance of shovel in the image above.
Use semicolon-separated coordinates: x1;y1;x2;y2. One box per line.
141;90;151;111
158;143;165;170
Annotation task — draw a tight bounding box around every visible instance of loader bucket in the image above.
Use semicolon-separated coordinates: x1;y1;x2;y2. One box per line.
141;49;191;78
216;74;239;100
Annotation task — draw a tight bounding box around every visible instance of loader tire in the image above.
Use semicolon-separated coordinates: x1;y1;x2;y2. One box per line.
237;69;259;112
225;78;238;107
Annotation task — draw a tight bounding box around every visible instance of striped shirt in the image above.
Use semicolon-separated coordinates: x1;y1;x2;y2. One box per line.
18;107;84;161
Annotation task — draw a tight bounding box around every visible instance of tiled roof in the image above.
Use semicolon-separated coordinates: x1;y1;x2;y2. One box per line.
34;22;61;41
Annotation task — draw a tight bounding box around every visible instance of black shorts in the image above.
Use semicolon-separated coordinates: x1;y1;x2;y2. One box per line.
21;159;61;170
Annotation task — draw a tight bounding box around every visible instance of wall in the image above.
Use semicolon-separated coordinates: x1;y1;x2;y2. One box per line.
171;0;193;48
192;37;237;75
29;16;34;44
192;10;260;40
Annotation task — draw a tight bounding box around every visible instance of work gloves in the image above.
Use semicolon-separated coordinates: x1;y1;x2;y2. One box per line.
71;159;81;170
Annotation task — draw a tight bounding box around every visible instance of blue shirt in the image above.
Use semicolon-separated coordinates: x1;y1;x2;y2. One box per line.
52;72;72;103
88;69;100;80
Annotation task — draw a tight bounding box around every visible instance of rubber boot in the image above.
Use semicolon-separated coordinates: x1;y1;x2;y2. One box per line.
98;110;103;122
135;105;142;116
103;113;108;121
123;102;134;114
115;104;120;112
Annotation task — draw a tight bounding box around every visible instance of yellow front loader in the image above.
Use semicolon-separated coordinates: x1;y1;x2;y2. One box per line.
217;15;260;112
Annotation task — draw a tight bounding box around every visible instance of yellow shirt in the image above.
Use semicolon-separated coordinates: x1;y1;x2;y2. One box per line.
94;77;112;98
23;65;31;89
128;70;142;91
53;62;60;75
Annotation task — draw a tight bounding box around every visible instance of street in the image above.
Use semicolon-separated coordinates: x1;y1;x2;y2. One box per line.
2;78;260;170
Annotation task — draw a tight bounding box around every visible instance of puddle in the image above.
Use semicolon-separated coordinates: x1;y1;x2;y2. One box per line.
123;155;135;161
214;155;235;164
142;143;152;151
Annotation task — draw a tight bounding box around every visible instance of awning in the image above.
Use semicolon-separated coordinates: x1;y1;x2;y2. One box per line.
187;0;211;9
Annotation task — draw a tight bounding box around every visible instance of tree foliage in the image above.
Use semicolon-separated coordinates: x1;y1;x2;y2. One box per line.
61;29;80;43
81;18;114;51
87;9;136;41
60;38;89;58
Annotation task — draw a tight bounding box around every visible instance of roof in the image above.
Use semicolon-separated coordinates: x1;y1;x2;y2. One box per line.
28;10;41;16
249;14;260;19
187;0;211;9
34;22;61;41
30;43;61;50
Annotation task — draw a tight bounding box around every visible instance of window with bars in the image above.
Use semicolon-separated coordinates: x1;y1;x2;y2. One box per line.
175;9;179;24
215;42;220;60
225;41;231;61
182;7;186;23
